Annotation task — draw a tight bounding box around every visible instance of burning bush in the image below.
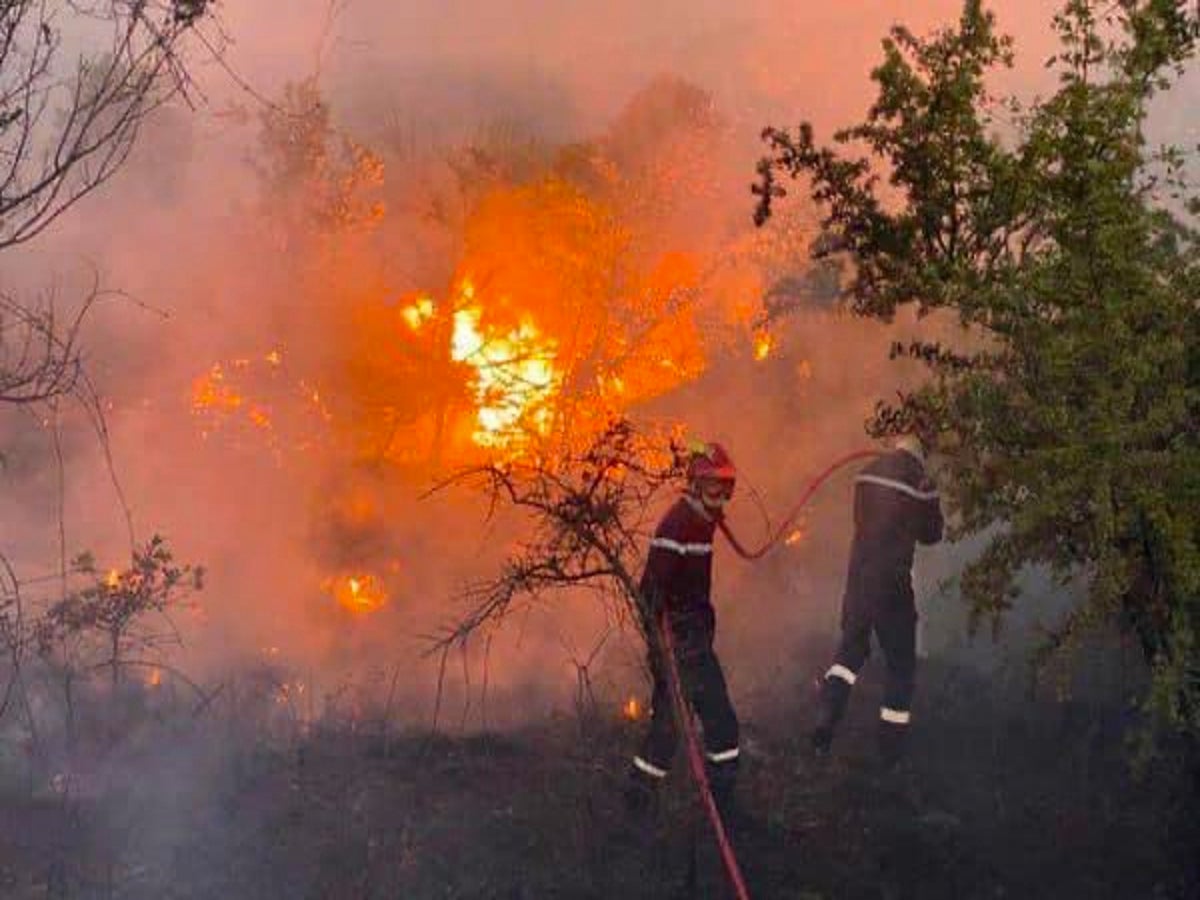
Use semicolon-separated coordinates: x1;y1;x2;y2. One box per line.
35;536;203;687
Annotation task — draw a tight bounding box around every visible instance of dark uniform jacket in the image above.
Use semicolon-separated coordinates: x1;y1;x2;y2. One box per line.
844;448;944;612
639;496;718;650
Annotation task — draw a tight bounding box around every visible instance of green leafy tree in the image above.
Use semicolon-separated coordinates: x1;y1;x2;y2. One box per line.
755;0;1200;747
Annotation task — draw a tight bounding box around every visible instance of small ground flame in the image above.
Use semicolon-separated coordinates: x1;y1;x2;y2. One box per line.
785;527;806;547
622;697;644;721
753;329;774;361
327;573;388;615
401;296;435;331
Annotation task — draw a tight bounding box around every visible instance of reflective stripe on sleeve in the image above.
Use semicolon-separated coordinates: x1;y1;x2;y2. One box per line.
826;664;858;685
633;756;668;778
705;747;740;764
650;538;713;556
880;707;911;725
855;474;939;502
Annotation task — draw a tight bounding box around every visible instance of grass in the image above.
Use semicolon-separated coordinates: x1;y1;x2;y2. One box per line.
0;651;1195;899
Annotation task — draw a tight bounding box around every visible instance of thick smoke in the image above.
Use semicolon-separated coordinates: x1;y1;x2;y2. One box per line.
1;1;1136;738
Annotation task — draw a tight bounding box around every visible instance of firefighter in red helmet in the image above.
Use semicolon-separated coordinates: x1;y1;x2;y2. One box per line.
625;440;741;820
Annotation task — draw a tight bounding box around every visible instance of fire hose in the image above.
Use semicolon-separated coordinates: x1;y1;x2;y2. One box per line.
654;448;882;899
717;449;883;561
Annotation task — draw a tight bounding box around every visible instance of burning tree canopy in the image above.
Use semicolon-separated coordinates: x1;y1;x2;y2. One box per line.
192;76;745;478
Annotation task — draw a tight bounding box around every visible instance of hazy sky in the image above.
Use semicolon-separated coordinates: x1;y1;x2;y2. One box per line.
217;1;1063;134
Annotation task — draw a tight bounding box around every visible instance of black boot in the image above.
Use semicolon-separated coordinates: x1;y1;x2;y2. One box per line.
812;674;851;756
623;766;661;822
709;766;744;834
811;724;833;756
878;720;909;769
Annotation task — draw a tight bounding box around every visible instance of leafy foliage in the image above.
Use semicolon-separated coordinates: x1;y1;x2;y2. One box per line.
756;0;1200;740
35;536;204;683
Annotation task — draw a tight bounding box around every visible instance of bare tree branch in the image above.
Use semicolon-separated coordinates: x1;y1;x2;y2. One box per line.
427;419;684;654
0;1;218;250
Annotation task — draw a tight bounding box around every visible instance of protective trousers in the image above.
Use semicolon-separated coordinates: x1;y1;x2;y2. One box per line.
630;608;740;810
816;595;916;762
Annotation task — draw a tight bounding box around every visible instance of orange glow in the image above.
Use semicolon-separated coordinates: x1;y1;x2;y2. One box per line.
785;527;806;547
103;568;121;589
401;296;435;331
622;697;643;721
144;668;163;688
449;278;559;449
327;573;388;614
191;363;242;413
753;329;773;361
191;362;272;432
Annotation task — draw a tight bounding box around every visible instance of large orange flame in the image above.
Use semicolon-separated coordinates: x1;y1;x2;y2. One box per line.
448;279;559;449
327;573;388;615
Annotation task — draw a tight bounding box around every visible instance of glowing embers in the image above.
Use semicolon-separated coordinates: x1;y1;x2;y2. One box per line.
622;696;644;721
191;362;271;429
400;296;435;331
448;279;560;450
189;349;330;453
753;329;773;361
784;514;808;548
326;572;388;615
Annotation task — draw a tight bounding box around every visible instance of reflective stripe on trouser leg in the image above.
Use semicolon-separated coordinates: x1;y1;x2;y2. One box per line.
825;663;858;685
875;607;917;765
685;646;739;762
632;755;668;779
876;604;917;720
636;650;678;779
820;601;871;735
878;715;910;763
705;746;740;764
705;745;739;818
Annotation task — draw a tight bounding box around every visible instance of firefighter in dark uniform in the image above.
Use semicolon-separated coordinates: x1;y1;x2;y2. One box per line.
812;432;944;764
625;441;741;817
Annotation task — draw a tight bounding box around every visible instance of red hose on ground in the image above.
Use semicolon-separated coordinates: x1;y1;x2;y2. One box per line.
657;606;752;900
653;448;882;899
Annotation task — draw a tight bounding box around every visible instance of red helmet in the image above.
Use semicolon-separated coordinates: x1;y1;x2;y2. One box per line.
686;441;737;485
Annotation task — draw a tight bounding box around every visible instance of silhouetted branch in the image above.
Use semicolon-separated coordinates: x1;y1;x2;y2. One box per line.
428;419;684;654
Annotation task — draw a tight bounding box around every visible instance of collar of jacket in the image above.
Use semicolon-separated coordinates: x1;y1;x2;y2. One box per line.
894;435;925;466
684;492;721;523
